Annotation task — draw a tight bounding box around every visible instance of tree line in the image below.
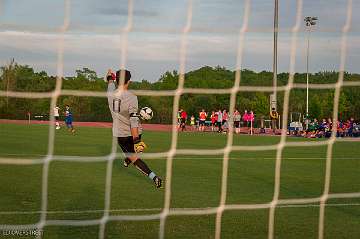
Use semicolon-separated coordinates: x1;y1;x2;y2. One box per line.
1;61;359;124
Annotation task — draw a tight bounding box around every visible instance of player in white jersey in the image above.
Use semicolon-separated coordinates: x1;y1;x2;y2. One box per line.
54;106;60;129
107;69;162;188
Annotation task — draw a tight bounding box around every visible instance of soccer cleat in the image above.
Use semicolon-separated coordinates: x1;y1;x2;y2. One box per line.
123;160;130;167
123;158;132;167
153;176;162;189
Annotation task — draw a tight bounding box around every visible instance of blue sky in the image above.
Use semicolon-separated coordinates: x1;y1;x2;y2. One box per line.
0;0;359;82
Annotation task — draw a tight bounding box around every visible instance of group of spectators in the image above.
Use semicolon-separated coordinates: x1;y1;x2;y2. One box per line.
177;109;255;134
177;108;359;138
292;117;359;138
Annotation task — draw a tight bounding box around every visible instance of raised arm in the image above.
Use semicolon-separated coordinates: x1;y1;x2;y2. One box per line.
107;77;116;112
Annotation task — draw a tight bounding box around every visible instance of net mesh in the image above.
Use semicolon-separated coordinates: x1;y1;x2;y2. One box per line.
0;0;360;238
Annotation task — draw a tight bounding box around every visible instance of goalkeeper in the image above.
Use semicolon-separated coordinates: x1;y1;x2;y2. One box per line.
107;69;162;188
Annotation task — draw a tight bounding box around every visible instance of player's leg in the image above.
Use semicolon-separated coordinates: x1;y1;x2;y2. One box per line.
68;122;75;133
66;121;71;131
55;116;60;129
117;137;133;167
218;121;222;132
181;119;186;131
117;136;162;188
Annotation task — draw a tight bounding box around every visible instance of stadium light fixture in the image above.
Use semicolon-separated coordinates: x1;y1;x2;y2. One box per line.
304;16;318;130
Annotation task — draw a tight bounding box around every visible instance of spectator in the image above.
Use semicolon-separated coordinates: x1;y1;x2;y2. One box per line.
177;110;182;129
242;110;249;129
270;108;279;134
190;115;196;130
328;118;333;130
307;118;319;138
217;109;223;132
317;119;327;138
180;109;187;131
249;110;255;134
211;111;217;132
324;118;331;138
199;109;207;132
347;117;354;137
336;120;345;137
233;109;241;134
222;109;229;132
292;116;358;139
260;115;266;134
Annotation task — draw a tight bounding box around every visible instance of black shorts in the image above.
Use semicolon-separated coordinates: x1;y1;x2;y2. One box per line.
117;135;142;155
199;120;206;126
55;116;59;120
181;118;186;124
234;121;240;128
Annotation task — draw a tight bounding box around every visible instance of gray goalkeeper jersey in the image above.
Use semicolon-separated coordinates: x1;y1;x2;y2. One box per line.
107;82;142;137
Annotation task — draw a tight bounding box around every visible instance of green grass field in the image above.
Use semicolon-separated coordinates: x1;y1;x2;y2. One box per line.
0;123;359;239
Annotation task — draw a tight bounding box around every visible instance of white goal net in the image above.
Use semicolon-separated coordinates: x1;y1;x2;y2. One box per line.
0;0;359;239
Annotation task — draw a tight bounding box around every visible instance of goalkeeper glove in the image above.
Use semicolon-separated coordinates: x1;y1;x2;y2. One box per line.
133;137;147;153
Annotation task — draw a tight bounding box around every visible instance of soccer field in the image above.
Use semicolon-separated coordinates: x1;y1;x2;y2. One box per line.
0;123;359;239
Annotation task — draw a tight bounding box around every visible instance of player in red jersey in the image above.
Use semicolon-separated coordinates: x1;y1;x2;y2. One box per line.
210;111;216;132
199;109;207;132
180;109;187;131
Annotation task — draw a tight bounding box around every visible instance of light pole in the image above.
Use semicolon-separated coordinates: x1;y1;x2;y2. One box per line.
273;0;278;105
269;0;279;131
304;16;317;130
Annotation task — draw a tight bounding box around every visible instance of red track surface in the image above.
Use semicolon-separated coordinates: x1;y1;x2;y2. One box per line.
0;119;173;131
0;119;280;134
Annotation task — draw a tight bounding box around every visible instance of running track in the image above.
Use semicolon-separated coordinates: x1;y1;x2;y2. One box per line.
0;119;281;134
0;119;172;132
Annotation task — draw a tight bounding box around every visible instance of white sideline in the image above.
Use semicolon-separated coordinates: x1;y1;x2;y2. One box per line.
1;203;360;216
2;153;360;160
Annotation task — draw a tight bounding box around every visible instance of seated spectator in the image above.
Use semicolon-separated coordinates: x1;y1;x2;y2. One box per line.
319;119;327;131
347;118;354;137
325;118;332;138
336;120;344;137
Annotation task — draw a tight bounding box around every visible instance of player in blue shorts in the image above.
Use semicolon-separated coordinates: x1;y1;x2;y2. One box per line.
65;105;75;133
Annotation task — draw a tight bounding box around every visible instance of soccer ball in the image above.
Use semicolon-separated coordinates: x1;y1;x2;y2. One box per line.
140;107;153;120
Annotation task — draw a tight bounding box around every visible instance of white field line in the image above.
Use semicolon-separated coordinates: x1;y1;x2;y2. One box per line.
0;154;359;161
1;203;360;215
